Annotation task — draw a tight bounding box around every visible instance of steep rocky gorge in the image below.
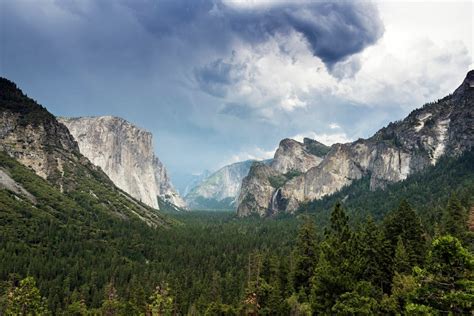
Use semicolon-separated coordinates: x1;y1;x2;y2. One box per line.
59;116;186;210
237;71;474;217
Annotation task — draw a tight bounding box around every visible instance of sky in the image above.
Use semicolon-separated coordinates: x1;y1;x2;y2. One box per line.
1;0;473;187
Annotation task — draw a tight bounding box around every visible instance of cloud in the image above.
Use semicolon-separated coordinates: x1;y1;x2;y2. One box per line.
125;0;384;68
292;131;352;146
2;0;471;178
222;146;276;167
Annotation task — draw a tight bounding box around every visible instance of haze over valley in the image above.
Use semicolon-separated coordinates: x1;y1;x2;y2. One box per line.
0;0;473;314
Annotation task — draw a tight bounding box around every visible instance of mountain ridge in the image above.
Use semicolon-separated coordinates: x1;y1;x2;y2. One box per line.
0;77;170;227
59;116;186;210
237;70;474;217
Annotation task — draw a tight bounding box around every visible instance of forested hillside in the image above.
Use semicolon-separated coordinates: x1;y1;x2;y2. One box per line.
0;77;472;315
301;149;474;229
1;151;472;314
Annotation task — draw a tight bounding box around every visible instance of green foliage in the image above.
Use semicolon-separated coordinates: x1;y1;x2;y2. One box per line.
0;141;472;314
5;276;49;315
268;174;288;189
301;149;474;230
148;283;174;316
331;282;380;315
305;141;330;157
292;217;318;296
311;203;360;313
408;236;474;314
442;194;468;240
268;170;303;189
393;237;411;275
357;217;392;291
384;200;426;270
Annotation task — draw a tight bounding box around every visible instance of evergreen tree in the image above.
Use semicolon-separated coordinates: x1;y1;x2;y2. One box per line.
442;194;468;240
292;217;318;297
5;276;49;315
393;236;411;275
358;217;392;292
328;202;351;242
148;283;174;316
65;290;89;315
384;200;426;269
100;282;124;316
311;203;358;313
409;235;474;314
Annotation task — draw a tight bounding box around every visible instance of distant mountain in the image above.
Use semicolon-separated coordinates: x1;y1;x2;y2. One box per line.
185;160;269;210
0;77;170;227
174;170;212;197
59;116;186;210
237;70;474;217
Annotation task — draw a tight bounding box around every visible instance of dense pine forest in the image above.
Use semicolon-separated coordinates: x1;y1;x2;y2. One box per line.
1;150;473;314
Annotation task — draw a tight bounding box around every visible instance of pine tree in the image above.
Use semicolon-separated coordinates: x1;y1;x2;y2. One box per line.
409;235;474;314
393;236;411;275
101;282;123;316
384;200;426;268
442;194;468;240
358;217;392;292
292;216;318;297
5;276;49;315
148;283;174;316
310;203;357;313
328;202;351;242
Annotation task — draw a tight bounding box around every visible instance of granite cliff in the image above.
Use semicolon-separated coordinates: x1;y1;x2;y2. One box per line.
237;138;330;216
59;116;186;210
0;77;169;227
237;71;474;217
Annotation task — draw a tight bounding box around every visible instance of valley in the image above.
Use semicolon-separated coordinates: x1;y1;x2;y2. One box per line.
0;72;473;314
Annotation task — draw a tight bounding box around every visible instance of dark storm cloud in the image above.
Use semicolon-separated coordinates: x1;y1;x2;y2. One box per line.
0;0;388;177
122;0;384;68
194;58;246;97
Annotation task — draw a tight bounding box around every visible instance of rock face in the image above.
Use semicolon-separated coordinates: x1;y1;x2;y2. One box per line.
271;138;329;173
0;77;169;227
237;138;330;217
185;160;258;210
237;70;474;217
153;156;186;208
59;116;186;209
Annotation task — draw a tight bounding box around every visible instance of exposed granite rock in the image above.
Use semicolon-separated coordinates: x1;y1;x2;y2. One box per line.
271;138;328;174
237;70;474;216
59;116;186;209
0;77;169;227
237;139;329;217
236;162;280;217
185;160;257;210
0;168;36;203
153;156;186;208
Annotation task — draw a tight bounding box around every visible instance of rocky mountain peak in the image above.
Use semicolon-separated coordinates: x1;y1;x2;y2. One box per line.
237;70;474;217
59;116;186;210
453;69;474;99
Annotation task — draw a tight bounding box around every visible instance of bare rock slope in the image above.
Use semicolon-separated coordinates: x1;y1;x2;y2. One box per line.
237;138;330;216
0;77;169;227
237;70;474;217
59;116;186;210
